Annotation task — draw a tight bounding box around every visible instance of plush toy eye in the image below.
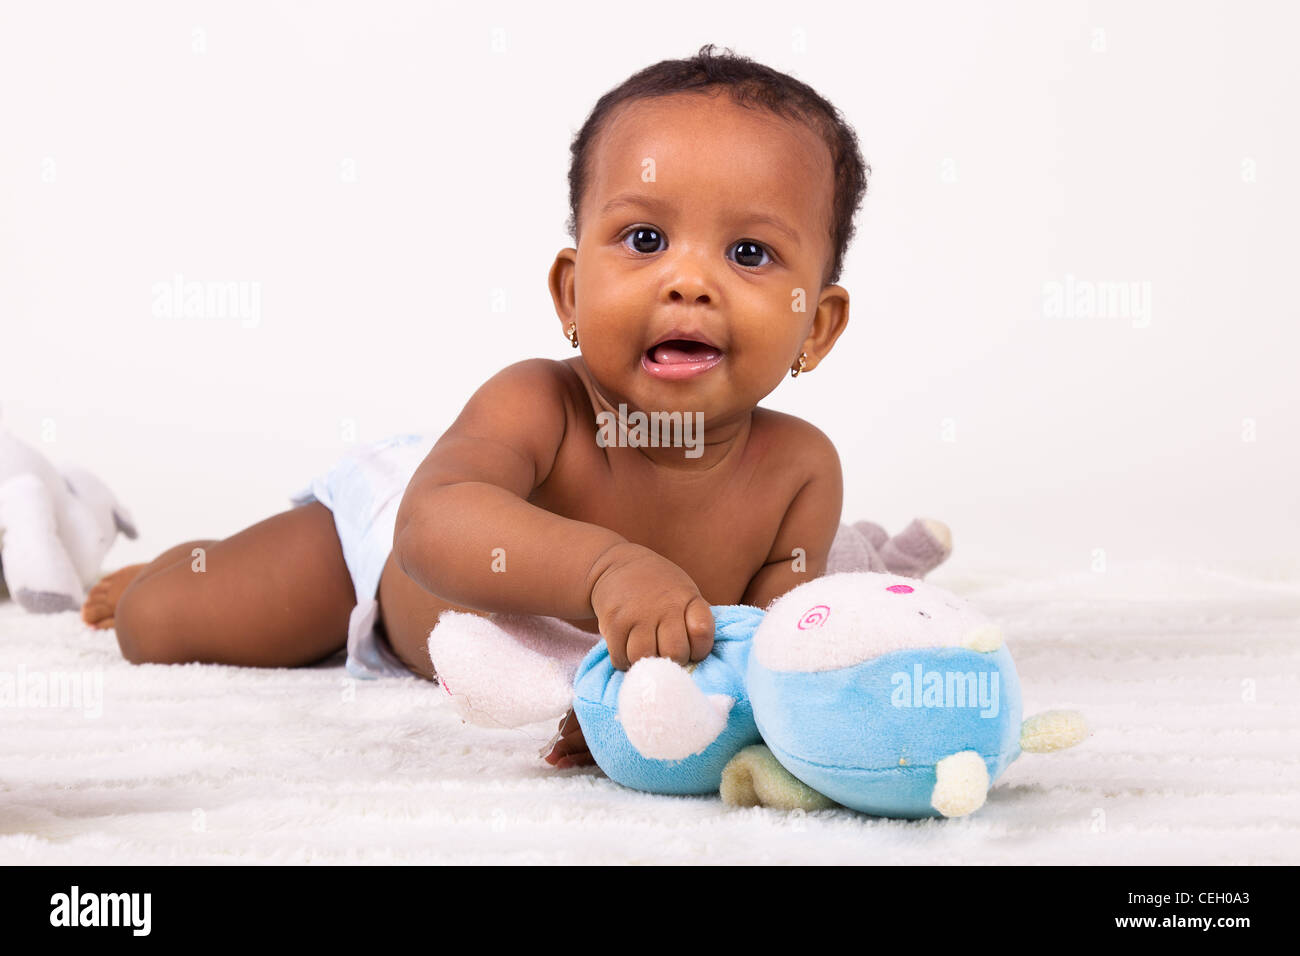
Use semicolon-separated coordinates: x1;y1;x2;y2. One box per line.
918;610;931;619
796;605;830;630
886;584;914;594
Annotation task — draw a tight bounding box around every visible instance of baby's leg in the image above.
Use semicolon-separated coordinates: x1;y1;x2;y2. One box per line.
82;539;220;629
112;501;353;667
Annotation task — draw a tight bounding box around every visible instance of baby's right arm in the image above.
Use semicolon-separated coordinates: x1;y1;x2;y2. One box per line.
393;359;714;669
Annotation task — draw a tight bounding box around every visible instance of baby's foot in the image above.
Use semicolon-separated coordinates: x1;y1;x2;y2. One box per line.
80;564;148;630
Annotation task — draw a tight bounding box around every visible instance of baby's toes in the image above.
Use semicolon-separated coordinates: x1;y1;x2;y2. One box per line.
81;583;117;626
81;597;108;624
82;605;113;627
80;563;147;627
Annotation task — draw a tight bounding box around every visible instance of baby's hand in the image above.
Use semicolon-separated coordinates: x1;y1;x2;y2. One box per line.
589;543;715;671
543;707;593;769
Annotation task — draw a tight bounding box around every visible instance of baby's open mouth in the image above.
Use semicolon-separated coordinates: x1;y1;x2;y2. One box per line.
645;339;723;365
641;337;725;381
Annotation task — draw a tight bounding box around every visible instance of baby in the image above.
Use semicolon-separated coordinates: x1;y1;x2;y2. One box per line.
82;44;892;769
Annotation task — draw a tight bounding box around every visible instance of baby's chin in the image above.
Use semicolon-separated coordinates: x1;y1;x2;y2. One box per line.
590;362;772;424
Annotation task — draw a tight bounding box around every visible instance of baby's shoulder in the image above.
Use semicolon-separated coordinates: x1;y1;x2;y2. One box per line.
467;358;580;421
486;356;573;394
497;356;595;408
750;407;842;479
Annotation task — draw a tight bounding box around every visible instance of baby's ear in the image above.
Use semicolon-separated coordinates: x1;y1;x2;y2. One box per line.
801;285;850;371
547;247;579;324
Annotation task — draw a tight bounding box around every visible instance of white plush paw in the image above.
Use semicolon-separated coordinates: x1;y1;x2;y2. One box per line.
930;750;990;817
618;657;732;761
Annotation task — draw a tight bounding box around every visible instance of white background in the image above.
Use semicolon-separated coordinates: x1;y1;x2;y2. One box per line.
2;0;1296;576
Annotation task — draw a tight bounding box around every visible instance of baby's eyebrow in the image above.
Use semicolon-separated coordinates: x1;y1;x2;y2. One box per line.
600;191;802;247
601;192;671;215
733;211;801;248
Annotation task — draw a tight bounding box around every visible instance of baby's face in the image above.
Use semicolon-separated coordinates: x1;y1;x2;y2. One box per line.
555;92;843;423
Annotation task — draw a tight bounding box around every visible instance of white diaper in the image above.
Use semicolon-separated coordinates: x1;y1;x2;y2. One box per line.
289;432;437;679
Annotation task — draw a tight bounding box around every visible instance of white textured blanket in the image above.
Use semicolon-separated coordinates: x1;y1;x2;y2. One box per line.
1;560;1297;864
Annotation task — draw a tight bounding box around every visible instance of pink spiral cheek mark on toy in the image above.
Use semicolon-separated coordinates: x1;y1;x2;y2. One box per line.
797;605;831;630
886;584;914;594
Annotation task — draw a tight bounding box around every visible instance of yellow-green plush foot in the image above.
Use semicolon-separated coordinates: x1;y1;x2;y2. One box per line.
720;744;837;811
1020;709;1090;752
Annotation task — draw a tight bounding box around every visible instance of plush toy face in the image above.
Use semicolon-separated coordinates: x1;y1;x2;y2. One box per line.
754;571;1003;672
747;572;1024;817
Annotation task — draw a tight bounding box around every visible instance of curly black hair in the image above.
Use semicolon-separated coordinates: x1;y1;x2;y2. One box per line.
565;43;869;287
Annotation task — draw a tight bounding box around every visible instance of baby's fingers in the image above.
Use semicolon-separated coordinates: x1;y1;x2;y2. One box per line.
656;616;691;666
685;596;715;662
601;620;631;671
625;621;658;669
554;750;596;769
543;709;588;767
546;732;593;768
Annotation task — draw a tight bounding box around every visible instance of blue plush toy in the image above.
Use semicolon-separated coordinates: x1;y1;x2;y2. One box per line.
429;566;1088;818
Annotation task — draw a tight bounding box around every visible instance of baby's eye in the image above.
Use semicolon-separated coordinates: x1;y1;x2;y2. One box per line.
730;240;772;269
622;227;665;255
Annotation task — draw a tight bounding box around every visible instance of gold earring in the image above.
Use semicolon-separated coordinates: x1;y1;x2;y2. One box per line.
790;352;807;378
566;323;579;348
